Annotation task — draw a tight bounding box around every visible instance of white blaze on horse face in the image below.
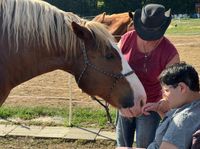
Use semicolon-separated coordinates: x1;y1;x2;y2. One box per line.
111;42;147;105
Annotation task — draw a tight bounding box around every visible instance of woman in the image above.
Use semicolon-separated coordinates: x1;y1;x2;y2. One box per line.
116;4;180;148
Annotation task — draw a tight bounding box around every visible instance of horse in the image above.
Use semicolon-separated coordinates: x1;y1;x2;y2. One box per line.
93;12;134;42
0;0;146;111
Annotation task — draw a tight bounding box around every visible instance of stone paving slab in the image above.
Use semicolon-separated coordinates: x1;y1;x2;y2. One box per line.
97;131;115;140
8;125;43;137
0;125;18;136
0;124;116;140
64;127;101;140
35;126;70;138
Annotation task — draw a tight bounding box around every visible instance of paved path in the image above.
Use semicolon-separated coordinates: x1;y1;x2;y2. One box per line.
0;124;115;141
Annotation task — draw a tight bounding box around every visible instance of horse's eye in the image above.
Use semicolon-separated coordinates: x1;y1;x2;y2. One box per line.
105;53;115;60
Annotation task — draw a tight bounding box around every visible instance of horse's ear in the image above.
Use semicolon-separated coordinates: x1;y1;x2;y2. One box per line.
128;11;134;20
98;12;106;22
102;12;106;20
71;22;92;40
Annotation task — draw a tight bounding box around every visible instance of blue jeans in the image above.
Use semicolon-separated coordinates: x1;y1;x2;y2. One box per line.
116;111;161;148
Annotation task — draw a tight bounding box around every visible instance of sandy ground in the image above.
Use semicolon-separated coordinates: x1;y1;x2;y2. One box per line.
1;35;200;148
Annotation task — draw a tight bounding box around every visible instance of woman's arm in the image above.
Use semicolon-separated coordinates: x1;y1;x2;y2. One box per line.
142;54;180;117
166;54;180;68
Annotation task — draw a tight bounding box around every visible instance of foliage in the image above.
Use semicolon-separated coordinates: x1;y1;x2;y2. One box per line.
44;0;198;16
100;0;141;14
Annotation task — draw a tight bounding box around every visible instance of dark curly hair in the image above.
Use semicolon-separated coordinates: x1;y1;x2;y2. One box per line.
159;62;200;91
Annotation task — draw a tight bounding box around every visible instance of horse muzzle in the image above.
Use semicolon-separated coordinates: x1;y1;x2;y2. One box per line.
119;95;134;108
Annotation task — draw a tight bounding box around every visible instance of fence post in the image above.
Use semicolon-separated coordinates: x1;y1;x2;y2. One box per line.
68;75;72;126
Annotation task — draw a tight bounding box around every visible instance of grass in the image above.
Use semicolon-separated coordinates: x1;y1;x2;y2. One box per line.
0;106;67;120
166;18;200;35
0;106;116;128
71;107;116;127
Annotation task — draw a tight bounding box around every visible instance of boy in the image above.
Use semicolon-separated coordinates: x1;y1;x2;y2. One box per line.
144;62;200;149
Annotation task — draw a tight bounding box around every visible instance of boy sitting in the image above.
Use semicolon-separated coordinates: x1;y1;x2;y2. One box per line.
143;62;200;149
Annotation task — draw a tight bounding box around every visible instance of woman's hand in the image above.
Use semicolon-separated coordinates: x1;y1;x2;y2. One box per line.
142;99;170;117
142;102;159;115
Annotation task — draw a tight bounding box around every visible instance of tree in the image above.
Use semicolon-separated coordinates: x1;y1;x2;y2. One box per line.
45;0;197;16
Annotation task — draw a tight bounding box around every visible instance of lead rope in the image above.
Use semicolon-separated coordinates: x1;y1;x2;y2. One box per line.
91;96;115;127
90;96;116;142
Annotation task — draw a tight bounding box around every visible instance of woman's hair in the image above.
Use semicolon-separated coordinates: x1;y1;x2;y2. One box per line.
159;62;200;91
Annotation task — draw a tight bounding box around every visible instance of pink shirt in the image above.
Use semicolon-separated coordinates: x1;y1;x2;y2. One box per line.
119;31;178;103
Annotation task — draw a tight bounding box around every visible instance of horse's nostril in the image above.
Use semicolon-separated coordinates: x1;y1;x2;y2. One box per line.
121;98;134;108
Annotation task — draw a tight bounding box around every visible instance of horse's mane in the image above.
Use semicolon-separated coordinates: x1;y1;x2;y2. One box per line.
0;0;115;58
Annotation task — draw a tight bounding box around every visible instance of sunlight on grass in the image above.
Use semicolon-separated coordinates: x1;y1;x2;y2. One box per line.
0;106;116;127
166;19;200;35
72;107;116;127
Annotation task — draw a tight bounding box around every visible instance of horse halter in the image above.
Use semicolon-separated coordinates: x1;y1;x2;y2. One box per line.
77;42;134;124
77;42;134;100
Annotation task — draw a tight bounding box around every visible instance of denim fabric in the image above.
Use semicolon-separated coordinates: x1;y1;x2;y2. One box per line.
116;111;161;148
136;112;161;147
116;113;136;147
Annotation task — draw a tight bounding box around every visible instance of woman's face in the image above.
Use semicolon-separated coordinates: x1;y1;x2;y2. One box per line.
137;35;163;51
143;38;162;48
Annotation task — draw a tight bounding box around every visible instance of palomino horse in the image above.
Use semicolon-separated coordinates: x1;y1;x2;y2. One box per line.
93;12;134;41
0;0;146;111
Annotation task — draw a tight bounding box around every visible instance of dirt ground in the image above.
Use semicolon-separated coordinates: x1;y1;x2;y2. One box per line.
1;35;200;149
0;136;116;149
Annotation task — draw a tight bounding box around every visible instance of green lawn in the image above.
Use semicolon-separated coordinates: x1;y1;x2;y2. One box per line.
0;106;116;128
166;18;200;35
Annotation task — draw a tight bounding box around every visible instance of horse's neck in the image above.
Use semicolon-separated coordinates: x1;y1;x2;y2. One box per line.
1;46;70;89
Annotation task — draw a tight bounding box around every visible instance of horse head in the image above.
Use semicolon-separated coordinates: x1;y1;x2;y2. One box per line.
93;12;135;42
69;21;146;109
